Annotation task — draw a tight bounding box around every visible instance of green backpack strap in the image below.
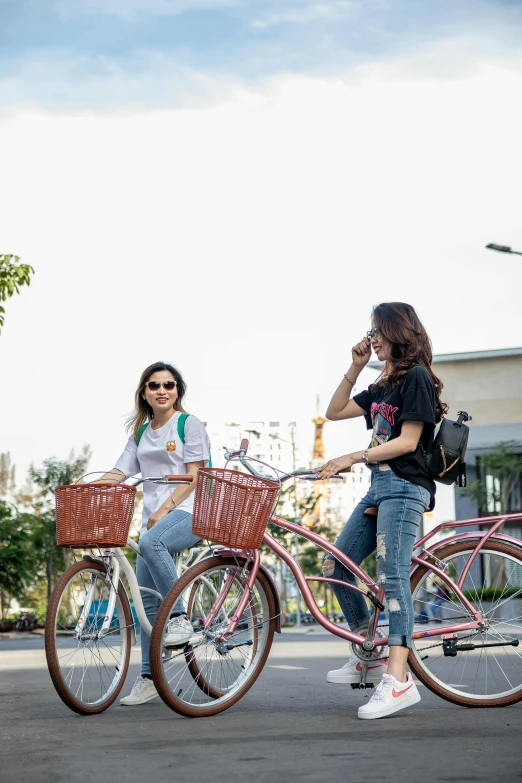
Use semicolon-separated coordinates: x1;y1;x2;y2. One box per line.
177;413;189;442
136;422;150;447
177;413;212;467
137;414;212;466
137;416;186;447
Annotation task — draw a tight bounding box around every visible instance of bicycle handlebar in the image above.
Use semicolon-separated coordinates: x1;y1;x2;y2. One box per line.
164;475;193;483
223;441;344;483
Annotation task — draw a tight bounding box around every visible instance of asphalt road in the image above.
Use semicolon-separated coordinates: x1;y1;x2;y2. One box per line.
1;632;521;783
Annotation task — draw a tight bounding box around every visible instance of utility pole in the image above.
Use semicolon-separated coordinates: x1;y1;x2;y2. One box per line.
270;425;302;627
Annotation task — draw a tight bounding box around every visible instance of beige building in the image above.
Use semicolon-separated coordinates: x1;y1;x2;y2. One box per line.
432;348;522;527
435;347;522;439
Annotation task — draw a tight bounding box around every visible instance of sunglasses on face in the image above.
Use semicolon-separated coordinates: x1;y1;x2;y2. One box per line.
146;381;177;391
366;327;380;340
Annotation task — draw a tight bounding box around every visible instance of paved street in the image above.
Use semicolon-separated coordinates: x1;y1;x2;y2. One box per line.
1;631;521;783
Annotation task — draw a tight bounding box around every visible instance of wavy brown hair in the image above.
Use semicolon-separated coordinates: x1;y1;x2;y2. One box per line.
127;362;188;442
371;302;448;422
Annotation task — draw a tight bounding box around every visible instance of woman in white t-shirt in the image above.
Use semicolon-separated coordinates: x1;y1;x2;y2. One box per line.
98;361;210;707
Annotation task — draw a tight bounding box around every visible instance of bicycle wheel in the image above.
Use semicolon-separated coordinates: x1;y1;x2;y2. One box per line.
45;560;132;715
150;556;276;717
409;540;522;707
183;566;262;700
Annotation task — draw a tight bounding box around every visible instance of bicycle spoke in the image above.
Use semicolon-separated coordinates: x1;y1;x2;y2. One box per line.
410;544;522;704
153;559;274;714
48;566;129;710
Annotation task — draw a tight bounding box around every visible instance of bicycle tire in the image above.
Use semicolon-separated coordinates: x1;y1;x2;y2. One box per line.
45;560;132;715
150;556;276;717
409;539;522;708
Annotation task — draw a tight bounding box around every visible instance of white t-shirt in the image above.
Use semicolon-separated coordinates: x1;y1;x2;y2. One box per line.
115;412;211;535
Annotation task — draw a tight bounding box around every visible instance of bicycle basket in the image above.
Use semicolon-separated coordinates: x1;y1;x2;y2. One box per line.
192;468;279;549
55;483;137;548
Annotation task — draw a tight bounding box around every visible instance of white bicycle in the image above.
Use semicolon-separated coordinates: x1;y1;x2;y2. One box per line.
45;473;214;715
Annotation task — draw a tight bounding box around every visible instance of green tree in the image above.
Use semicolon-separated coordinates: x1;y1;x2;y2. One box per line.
0;254;35;334
29;446;92;602
0;501;38;618
265;483;342;617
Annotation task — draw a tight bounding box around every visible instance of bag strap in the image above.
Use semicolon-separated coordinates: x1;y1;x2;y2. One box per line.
136;422;149;447
177;413;189;443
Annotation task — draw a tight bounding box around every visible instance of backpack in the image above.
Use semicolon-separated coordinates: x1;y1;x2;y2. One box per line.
136;413;212;467
422;411;472;487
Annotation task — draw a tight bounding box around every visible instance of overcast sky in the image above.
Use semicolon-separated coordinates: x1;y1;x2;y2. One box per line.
1;0;522;485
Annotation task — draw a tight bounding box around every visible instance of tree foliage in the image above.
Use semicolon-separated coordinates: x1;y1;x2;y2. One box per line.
29;446;92;601
0;501;39;618
0;254;35;333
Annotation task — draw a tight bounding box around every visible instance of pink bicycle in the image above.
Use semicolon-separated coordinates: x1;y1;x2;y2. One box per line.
149;440;522;717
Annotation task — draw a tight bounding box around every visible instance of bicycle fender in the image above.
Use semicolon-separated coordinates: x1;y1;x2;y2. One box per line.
214;549;282;633
81;555;137;646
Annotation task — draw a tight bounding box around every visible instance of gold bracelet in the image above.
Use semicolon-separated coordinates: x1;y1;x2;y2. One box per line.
344;374;356;386
171;494;177;507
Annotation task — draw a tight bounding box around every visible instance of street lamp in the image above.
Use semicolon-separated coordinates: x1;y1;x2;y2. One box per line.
269;426;302;627
486;243;522;256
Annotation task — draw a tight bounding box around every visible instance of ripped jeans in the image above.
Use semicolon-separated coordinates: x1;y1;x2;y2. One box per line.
324;465;430;648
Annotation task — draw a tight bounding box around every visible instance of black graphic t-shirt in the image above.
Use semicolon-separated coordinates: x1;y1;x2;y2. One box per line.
353;365;437;509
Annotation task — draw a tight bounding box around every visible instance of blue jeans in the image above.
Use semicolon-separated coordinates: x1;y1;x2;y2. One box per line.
324;465;430;649
136;509;201;676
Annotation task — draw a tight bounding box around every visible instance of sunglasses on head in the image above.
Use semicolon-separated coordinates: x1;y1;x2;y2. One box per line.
146;381;176;391
366;327;380;340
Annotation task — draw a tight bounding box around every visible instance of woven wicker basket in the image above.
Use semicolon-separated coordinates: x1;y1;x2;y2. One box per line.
55;483;136;548
192;468;279;549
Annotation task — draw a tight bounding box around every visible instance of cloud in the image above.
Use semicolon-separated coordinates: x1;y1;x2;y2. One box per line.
50;0;239;19
251;1;358;30
0;32;519;118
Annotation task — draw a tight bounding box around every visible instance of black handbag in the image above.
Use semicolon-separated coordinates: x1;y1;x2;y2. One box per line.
422;411;472;487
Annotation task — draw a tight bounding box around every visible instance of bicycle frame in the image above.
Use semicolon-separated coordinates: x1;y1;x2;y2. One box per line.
75;542;215;640
216;512;520;647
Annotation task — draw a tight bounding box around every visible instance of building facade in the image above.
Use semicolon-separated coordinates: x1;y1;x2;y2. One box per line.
432;347;522;535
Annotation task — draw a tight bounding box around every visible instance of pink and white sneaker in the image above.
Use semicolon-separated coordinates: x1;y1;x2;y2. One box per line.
327;657;388;684
358;673;420;719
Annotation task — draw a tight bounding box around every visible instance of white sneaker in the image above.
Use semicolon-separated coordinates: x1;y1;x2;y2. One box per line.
327;657;388;684
164;614;196;647
358;673;420;720
120;675;158;706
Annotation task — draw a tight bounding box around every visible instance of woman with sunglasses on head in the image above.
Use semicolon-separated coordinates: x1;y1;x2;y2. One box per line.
96;361;211;706
316;302;446;720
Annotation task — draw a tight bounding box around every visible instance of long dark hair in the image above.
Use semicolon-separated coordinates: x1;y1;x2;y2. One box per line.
127;362;188;442
371;302;448;422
